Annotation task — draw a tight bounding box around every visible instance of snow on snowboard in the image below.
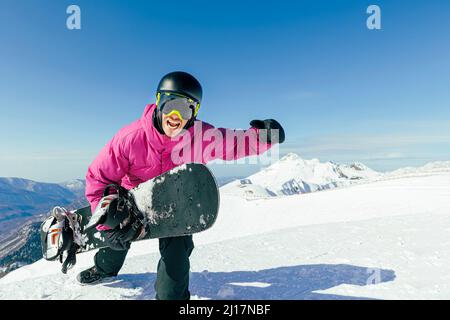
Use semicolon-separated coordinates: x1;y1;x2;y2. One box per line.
40;163;219;273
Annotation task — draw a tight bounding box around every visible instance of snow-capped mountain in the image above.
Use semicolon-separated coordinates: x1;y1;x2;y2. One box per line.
221;153;380;199
387;161;450;177
58;179;86;197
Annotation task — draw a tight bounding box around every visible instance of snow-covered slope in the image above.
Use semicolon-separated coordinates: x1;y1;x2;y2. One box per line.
221;153;380;199
1;172;450;299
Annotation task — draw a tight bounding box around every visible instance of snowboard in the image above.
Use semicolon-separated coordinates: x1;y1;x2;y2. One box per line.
79;163;219;252
46;163;219;258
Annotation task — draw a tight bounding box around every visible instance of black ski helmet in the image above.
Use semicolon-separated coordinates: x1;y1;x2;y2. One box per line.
156;71;202;103
153;71;203;133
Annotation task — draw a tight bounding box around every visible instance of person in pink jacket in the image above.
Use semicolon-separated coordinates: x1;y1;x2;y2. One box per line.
77;71;285;300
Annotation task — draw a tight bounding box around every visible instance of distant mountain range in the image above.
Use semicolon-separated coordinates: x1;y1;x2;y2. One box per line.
0;178;88;277
0;178;87;241
0;196;89;279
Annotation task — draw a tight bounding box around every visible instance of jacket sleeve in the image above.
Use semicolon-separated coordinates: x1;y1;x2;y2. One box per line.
199;122;272;163
85;135;129;213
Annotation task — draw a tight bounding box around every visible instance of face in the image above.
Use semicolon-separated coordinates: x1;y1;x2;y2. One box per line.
161;112;188;138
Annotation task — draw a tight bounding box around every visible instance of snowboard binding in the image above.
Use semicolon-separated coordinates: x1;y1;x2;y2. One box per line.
40;185;148;273
40;206;84;273
86;184;148;241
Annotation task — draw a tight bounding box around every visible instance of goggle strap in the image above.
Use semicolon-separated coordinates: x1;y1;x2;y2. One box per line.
194;102;200;117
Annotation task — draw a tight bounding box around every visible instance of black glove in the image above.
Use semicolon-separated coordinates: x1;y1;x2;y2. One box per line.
60;243;79;274
250;119;285;144
103;202;142;251
104;219;141;251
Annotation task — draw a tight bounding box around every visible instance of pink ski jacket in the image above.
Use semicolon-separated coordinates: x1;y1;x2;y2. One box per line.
85;104;272;214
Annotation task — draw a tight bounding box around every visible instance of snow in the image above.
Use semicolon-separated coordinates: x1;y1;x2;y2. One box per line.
131;164;189;223
199;214;206;226
59;179;86;193
170;163;188;174
228;282;272;288
131;179;156;223
93;232;104;241
1;166;450;299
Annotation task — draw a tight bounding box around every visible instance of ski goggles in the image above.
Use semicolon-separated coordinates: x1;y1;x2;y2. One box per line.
156;92;200;121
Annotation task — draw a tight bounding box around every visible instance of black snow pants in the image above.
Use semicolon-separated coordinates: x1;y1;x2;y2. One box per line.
94;235;194;300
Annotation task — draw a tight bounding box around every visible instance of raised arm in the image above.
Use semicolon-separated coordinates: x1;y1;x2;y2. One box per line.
198;119;284;163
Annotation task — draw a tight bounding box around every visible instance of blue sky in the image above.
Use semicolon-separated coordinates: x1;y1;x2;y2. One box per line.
1;0;450;182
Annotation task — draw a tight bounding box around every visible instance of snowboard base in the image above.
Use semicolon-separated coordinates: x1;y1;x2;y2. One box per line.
76;163;219;253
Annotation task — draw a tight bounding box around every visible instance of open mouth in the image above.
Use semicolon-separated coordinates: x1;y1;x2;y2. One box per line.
166;118;182;130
